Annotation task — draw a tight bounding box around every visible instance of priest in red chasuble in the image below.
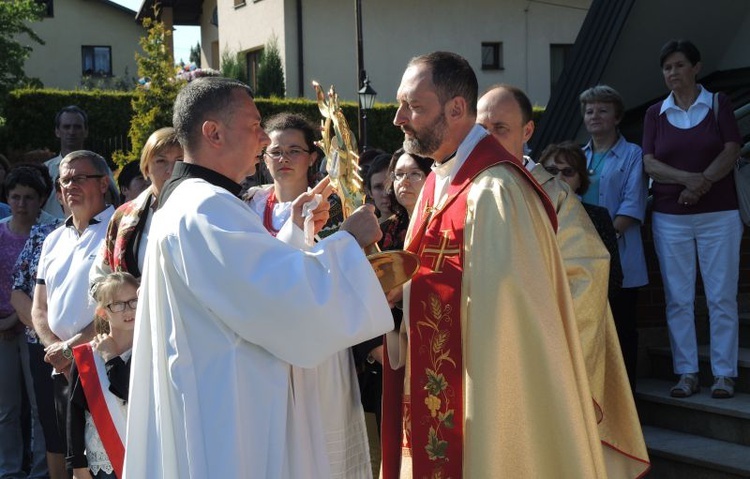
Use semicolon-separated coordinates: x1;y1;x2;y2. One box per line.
381;51;650;478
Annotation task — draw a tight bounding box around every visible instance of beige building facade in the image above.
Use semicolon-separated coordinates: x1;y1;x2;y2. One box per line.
150;0;590;106
23;0;144;90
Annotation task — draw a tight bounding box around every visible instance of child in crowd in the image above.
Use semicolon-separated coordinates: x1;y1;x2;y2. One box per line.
67;272;138;479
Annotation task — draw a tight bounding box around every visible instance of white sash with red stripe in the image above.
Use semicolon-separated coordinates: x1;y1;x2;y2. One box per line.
73;343;127;478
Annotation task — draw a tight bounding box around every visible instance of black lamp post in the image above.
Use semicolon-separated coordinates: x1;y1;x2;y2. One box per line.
358;76;377;152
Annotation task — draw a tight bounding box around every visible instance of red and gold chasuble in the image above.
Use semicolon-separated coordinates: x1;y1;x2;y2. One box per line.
382;136;556;478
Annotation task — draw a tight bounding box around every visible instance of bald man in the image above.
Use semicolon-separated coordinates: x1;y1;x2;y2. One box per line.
477;84;649;478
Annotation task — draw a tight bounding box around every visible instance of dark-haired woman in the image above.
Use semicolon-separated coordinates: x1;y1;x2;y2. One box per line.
643;39;743;399
0;165;56;478
245;112;370;478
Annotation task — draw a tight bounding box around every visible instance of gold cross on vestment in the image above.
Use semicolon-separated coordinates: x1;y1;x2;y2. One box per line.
421;230;460;273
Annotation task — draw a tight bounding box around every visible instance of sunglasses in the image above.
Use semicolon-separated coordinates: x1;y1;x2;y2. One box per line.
544;166;577;178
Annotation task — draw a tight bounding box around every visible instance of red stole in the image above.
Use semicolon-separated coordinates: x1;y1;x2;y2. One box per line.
73;344;126;479
382;136;556;478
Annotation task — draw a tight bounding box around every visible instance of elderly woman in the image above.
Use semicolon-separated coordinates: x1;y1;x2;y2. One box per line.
643;39;744;399
92;127;183;282
0;166;55;478
539;142;623;300
578;84;648;389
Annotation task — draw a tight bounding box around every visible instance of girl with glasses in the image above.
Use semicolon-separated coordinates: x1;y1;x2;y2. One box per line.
67;272;138;479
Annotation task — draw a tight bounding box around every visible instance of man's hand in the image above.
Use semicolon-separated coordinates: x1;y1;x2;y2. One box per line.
292;176;334;232
44;341;72;372
340;204;383;248
92;333;117;363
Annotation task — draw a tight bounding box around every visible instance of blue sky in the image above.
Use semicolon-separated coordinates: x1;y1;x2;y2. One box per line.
112;0;201;65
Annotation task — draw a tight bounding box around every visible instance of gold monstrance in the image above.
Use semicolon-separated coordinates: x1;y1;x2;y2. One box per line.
313;81;419;292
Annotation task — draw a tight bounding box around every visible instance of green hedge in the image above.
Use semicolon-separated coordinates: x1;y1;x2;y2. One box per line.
3;89;134;160
1;88;544;163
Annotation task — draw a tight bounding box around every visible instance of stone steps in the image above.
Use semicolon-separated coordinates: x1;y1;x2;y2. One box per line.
637;378;750;446
642;425;750;479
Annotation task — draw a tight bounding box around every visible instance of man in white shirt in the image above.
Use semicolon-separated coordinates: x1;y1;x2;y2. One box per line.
32;150;115;455
44;106;118;218
124;77;392;478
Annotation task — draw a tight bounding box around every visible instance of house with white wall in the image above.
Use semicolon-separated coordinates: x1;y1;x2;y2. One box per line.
138;0;590;106
24;0;144;90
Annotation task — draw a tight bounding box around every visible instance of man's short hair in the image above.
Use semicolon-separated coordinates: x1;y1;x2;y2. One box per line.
408;51;478;115
55;105;88;129
173;77;254;151
484;84;533;124
60;150;109;175
579;85;625;120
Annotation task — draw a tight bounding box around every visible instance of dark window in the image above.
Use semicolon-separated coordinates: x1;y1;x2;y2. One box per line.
550;44;573;93
245;49;263;92
481;42;503;70
37;0;54;17
234;0;246;7
211;7;218;26
82;46;112;77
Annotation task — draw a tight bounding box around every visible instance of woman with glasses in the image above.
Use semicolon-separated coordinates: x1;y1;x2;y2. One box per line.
245;112;371;478
68;272;138;479
578;85;648;390
91;128;182;283
385;148;432;218
539;141;624;311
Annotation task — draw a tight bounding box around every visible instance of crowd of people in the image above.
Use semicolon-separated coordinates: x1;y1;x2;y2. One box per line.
0;38;744;478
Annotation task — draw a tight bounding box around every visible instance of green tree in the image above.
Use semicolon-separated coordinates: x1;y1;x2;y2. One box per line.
189;42;201;67
114;16;184;166
220;46;246;83
0;0;45;114
256;35;285;98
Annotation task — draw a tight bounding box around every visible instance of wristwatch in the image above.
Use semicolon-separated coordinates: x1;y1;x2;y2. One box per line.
62;343;73;361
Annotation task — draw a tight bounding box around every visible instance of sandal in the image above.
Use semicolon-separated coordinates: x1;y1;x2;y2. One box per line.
711;376;735;399
670;373;699;398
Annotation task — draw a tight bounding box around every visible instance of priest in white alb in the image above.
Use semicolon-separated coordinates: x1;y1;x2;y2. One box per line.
123;77;392;478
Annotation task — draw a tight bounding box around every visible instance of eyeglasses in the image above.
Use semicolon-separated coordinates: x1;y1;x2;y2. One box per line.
59;174;104;187
106;298;138;313
544;166;577;178
392;171;426;183
264;147;310;160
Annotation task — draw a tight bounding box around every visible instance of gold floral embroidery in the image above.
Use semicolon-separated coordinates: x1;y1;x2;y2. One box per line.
416;293;457;464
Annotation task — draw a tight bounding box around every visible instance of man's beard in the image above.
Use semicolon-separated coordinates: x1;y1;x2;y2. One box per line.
402;112;447;158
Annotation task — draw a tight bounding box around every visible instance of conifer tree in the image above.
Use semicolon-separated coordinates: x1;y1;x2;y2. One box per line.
114;16;184;166
256;36;285;98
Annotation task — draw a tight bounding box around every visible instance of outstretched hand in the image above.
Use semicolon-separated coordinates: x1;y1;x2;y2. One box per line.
292;176;334;233
340;204;383;248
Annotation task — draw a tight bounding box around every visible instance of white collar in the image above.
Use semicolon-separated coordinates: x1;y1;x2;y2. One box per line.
431;124;488;181
660;84;712;114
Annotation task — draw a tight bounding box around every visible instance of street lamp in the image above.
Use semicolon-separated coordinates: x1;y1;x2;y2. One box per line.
358;76;377;151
